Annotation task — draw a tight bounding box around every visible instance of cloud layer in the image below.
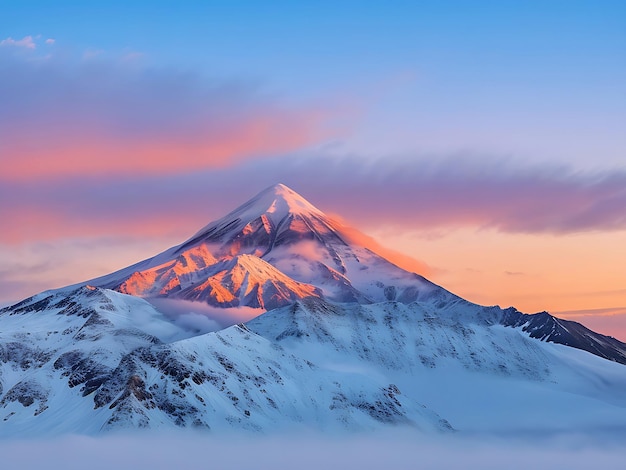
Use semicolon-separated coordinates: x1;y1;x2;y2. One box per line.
0;35;36;49
558;307;626;341
146;298;262;333
1;431;625;470
2;45;624;244
2;156;625;245
0;49;327;181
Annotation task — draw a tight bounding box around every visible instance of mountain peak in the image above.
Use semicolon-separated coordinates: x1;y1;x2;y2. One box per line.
268;182;291;192
178;183;330;252
89;183;440;311
246;183;324;219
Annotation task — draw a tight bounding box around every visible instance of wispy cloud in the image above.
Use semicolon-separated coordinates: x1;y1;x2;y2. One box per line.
558;306;626;317
558;307;626;317
0;236;184;302
1;43;624;258
557;307;626;341
552;289;626;299
1;156;625;246
146;299;262;333
0;35;36;49
284;156;626;235
0;52;333;181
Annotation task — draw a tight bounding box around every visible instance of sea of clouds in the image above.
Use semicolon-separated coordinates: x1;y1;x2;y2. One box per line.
3;429;626;470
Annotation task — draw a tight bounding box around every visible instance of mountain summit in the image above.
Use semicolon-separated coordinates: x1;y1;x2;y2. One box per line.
92;183;441;309
176;182;349;258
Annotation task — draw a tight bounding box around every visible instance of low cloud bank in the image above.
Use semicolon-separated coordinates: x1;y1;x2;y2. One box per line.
2;430;625;470
147;298;263;334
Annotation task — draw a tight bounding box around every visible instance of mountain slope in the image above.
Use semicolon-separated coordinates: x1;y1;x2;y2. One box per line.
0;288;452;435
89;183;445;307
2;291;626;436
0;286;189;434
118;253;324;309
170;254;324;309
501;309;626;364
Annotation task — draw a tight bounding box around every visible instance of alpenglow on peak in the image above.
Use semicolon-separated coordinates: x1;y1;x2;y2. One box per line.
86;182;439;309
219;182;325;223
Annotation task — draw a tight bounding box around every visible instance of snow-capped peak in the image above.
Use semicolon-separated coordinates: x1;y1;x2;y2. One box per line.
86;182;441;310
253;183;325;218
186;183;328;244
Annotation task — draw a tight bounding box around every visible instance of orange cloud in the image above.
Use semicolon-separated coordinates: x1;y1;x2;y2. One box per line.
333;215;432;277
0;52;335;181
557;307;626;342
1;113;322;180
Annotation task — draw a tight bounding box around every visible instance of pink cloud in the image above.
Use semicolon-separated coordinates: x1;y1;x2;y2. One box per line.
0;35;36;49
558;307;626;342
1;157;625;246
282;157;626;235
1;114;321;180
0;52;332;181
1;53;623;242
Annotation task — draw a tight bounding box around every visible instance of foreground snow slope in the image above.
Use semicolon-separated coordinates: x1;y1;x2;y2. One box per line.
0;289;451;435
249;298;626;434
2;289;625;436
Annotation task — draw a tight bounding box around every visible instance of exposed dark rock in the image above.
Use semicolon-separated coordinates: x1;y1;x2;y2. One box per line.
501;308;626;365
0;342;53;370
53;350;112;396
0;380;48;416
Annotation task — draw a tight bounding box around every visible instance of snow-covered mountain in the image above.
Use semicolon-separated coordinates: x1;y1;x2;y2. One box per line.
90;183;442;308
86;183;626;364
1;183;626;436
0;287;452;435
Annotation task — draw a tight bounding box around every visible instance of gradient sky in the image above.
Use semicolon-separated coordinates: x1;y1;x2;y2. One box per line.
1;1;625;336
